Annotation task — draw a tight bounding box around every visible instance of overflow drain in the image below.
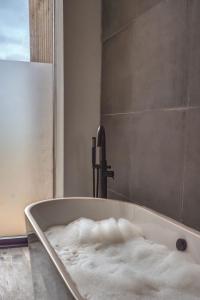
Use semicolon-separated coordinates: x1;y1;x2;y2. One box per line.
176;238;187;251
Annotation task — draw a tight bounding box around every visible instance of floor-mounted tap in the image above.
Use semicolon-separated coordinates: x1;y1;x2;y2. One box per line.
92;125;114;198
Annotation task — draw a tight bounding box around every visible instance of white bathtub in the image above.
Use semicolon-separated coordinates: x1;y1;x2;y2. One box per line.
25;197;200;299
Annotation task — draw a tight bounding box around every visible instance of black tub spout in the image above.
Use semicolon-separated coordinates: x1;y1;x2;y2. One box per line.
95;125;114;198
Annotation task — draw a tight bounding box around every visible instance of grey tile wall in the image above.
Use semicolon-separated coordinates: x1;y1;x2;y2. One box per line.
129;110;185;220
102;115;132;199
102;0;200;230
102;0;188;114
182;109;200;230
188;0;200;106
103;111;185;220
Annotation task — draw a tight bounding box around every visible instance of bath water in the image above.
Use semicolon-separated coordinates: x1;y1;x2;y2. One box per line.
46;218;200;300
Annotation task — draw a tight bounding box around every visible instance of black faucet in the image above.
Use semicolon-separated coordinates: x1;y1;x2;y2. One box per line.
92;125;114;198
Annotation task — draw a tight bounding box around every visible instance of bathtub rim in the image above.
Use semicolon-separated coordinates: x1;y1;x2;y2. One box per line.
25;198;86;300
25;197;200;239
25;197;200;299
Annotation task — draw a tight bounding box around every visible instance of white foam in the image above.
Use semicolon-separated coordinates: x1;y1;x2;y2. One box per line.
46;218;200;300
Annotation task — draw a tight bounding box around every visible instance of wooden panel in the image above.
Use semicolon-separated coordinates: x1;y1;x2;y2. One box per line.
29;0;53;63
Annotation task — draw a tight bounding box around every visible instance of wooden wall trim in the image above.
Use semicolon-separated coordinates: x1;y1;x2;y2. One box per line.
29;0;53;63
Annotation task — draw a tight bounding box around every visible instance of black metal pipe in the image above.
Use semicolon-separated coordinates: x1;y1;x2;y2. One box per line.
96;125;114;198
97;126;106;161
96;166;99;198
92;137;96;197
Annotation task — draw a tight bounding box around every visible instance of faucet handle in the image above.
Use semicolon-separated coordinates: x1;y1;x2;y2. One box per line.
106;170;114;179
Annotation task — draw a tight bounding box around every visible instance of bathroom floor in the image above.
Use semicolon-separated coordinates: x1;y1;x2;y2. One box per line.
0;247;34;300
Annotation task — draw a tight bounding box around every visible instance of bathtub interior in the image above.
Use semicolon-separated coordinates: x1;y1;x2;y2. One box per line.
27;198;200;264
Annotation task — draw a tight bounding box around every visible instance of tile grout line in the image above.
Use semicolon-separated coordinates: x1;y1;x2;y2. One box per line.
102;20;135;44
102;105;200;117
108;189;129;201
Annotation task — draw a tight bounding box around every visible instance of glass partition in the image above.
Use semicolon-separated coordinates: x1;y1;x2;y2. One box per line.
0;0;53;236
0;61;53;235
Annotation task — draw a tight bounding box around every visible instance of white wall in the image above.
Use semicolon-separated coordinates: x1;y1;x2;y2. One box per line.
63;0;101;196
54;0;64;197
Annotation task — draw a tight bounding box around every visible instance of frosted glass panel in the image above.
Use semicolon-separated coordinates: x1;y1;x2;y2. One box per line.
0;60;53;236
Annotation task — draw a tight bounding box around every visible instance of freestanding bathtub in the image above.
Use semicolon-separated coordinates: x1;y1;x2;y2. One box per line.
25;197;200;300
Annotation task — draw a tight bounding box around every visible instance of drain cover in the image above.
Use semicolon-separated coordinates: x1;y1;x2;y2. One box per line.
176;238;187;251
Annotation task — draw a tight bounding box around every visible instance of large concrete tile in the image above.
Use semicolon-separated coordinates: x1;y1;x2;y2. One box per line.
102;114;132;199
102;28;133;114
188;0;200;106
182;109;200;230
103;110;185;221
130;110;185;220
102;0;188;114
